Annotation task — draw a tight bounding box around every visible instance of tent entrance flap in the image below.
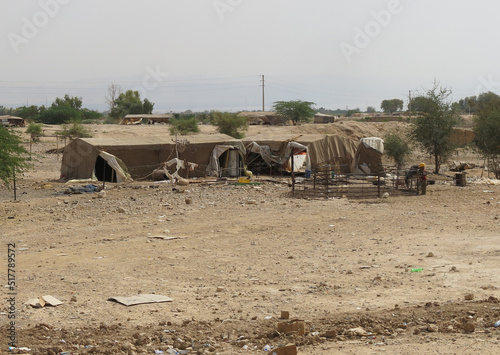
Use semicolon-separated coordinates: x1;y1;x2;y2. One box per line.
93;151;131;183
95;155;117;182
219;149;241;177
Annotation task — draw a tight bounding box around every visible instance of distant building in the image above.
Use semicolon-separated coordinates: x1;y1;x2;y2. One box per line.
0;115;26;127
120;114;172;125
313;113;336;123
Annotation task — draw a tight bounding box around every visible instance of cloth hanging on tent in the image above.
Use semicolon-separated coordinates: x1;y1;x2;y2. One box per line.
97;151;132;183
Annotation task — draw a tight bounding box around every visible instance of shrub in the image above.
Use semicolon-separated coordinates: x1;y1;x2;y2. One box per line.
212;111;248;139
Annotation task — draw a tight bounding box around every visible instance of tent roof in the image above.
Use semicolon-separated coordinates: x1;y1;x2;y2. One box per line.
78;134;238;148
243;133;340;144
124;114;172;119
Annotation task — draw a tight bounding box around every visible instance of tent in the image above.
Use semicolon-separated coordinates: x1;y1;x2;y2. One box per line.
243;134;358;174
0;115;26;127
60;134;243;181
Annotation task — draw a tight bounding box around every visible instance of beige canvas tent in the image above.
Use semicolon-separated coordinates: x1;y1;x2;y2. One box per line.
61;134;244;181
243;133;359;174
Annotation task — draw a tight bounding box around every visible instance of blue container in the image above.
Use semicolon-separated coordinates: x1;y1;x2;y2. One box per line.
305;169;311;178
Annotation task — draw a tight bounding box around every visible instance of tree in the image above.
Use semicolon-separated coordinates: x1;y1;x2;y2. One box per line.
110;90;155;119
473;94;500;178
105;83;122;113
476;91;500;115
37;105;81;125
366;106;376;113
272;100;315;125
381;99;403;113
411;85;459;174
53;95;82;110
457;96;477;114
15;105;44;122
211;111;248;139
409;96;434;113
384;132;411;169
169;114;200;135
0;126;29;186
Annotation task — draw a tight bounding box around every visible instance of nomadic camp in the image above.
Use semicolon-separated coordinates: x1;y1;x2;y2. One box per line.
60;134;245;181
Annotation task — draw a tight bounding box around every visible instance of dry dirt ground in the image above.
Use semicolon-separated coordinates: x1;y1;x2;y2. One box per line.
2;122;500;355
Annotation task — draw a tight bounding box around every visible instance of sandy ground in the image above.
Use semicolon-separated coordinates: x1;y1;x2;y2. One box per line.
2;122;500;354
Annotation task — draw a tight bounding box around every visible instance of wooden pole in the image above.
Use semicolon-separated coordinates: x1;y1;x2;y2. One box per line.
13;171;17;201
102;158;106;190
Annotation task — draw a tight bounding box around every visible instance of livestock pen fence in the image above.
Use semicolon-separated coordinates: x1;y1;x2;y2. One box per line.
291;165;421;199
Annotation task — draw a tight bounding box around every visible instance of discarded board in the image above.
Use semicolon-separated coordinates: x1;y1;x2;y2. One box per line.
277;320;305;335
272;343;297;355
108;294;173;306
25;295;63;308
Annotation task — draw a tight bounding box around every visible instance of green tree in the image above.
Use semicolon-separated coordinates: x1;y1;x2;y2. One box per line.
15;105;44;122
169;114;200;135
476;91;500;115
384;132;411;169
0;126;29;186
381;99;403;113
272;100;315;125
53;95;82;110
110;90;155;118
411;85;459;174
473;100;500;178
212;111;248;139
458;96;477;114
366;106;376;113
409;96;434;113
37;105;81;124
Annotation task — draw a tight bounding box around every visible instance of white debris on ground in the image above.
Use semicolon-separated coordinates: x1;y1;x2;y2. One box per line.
467;176;500;185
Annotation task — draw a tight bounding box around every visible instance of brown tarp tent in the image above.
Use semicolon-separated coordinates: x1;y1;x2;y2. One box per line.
61;134;244;181
352;142;384;174
243;133;359;173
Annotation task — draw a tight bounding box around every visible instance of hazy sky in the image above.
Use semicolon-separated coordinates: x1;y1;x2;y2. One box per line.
1;0;499;112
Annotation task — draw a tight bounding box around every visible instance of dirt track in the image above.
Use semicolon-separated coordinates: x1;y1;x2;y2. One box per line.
2;122;500;354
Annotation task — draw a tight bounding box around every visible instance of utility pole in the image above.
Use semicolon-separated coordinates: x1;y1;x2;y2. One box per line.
409;90;412;122
261;75;265;112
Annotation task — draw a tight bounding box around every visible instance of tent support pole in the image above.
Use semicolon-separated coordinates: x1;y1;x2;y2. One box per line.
102;158;106;190
291;153;295;195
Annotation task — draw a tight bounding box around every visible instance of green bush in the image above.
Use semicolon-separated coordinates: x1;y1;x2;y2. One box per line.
26;122;43;136
384;132;411;169
56;122;93;140
169;116;200;135
212;111;248;139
